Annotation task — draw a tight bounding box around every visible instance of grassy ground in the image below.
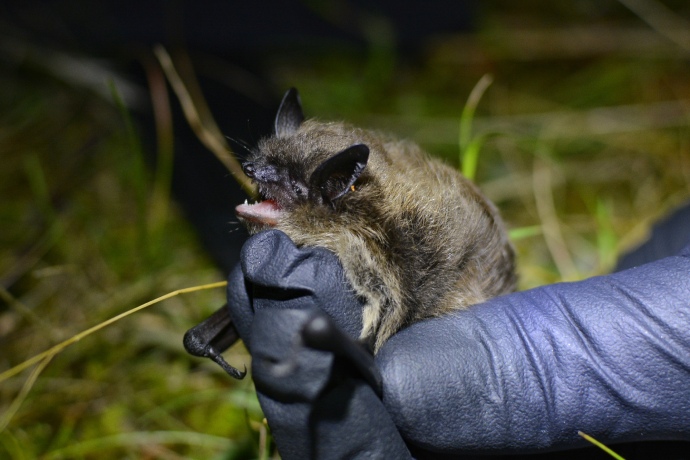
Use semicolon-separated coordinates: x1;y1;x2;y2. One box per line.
2;2;690;459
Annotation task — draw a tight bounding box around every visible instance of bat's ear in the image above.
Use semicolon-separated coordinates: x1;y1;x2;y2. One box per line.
275;88;304;137
309;144;369;204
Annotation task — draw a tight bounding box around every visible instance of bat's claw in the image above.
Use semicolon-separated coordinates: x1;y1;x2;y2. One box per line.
209;353;247;380
183;304;245;379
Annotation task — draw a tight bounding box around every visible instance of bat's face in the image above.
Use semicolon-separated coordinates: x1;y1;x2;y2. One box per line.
239;152;311;224
236;89;369;229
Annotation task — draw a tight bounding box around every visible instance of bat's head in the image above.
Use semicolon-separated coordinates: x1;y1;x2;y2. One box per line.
236;88;370;229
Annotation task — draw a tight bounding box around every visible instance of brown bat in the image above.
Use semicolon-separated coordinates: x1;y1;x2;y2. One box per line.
235;88;517;352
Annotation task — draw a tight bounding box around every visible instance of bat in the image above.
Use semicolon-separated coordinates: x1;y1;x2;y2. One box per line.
185;88;516;378
236;88;516;351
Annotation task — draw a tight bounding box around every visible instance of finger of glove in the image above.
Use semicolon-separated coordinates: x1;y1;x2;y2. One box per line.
240;229;364;339
241;229;317;294
249;308;334;459
378;250;690;454
250;307;411;460
226;262;254;343
250;308;334;402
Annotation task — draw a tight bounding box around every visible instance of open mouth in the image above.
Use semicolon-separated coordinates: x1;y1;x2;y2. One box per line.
235;199;283;226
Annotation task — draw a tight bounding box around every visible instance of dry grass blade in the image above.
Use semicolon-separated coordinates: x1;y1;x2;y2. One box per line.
142;54;175;232
0;281;228;383
532;157;579;281
41;431;235;459
153;45;257;196
0;354;53;432
617;0;690;52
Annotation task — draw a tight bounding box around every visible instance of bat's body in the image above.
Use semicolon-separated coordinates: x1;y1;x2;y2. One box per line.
236;89;516;351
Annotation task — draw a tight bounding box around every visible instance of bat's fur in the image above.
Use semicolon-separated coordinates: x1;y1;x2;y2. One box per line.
237;89;516;351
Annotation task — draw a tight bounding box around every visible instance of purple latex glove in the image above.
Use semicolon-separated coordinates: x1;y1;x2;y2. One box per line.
378;243;690;456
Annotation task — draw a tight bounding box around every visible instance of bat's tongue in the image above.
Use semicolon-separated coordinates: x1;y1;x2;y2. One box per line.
235;199;283;226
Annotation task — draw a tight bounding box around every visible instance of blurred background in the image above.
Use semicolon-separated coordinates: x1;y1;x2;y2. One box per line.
1;1;689;458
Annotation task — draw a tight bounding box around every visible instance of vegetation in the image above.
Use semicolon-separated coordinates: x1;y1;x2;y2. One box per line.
1;1;689;458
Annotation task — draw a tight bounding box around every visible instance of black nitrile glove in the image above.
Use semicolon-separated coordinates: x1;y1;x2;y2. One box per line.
227;211;690;458
226;230;411;460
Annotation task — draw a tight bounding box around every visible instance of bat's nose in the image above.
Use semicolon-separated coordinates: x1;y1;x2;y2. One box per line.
242;162;255;178
242;162;280;183
254;165;280;183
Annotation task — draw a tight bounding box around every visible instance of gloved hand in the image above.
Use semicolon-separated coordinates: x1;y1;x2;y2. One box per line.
372;204;690;457
378;243;690;457
227;210;690;458
226;230;411;460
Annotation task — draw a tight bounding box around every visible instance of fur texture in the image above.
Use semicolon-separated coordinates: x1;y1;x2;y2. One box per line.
236;89;516;351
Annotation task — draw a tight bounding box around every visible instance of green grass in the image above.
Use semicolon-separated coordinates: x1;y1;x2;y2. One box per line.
2;3;690;459
0;71;263;459
579;431;626;460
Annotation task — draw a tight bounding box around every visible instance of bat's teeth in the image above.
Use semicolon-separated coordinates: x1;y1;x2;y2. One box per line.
235;199;282;226
244;199;248;205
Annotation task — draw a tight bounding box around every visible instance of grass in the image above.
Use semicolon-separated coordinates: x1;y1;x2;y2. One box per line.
579;431;626;460
459;73;495;181
0;67;263;459
2;2;690;459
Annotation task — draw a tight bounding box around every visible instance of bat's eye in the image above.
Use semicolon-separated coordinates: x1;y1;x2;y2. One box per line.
293;183;302;195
